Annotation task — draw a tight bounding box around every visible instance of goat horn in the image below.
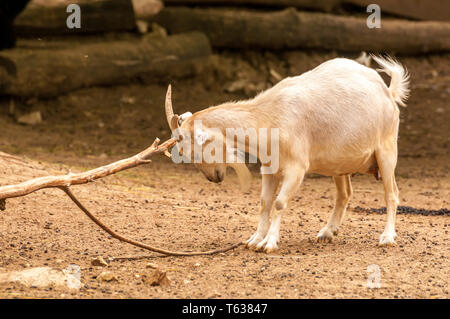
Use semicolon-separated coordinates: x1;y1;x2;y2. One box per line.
165;84;179;131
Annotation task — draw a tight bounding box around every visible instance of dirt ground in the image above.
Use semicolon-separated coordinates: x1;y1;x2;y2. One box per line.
0;51;448;298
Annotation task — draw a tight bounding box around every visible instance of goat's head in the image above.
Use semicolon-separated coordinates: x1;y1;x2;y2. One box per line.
164;85;251;190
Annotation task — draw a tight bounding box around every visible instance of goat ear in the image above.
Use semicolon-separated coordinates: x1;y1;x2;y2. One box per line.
194;128;209;145
178;112;192;125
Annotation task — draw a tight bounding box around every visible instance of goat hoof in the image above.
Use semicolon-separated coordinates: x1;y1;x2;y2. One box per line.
316;235;332;243
254;244;265;252
255;239;268;251
264;247;277;254
378;238;396;247
245;233;265;249
263;243;279;254
258;237;278;253
317;226;335;243
378;241;396;247
247;244;262;251
379;231;397;246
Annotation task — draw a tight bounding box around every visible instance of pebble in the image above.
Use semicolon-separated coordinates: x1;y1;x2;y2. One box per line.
142;269;170;287
91;256;108;267
16;111;42;126
96;271;118;282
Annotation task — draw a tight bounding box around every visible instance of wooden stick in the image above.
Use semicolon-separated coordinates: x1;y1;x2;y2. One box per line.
0;138;174;200
0;137;243;257
60;186;242;256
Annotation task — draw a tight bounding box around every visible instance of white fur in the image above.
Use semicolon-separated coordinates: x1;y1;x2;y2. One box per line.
178;112;193;124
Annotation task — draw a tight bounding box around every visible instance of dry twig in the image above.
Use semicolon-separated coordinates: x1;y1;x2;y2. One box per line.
0;138;242;257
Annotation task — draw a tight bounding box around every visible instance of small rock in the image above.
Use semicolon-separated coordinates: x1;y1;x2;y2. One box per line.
16;111;42;126
91;256;108;267
143;269;170;286
0;267;70;289
145;263;158;269
97;271;118;282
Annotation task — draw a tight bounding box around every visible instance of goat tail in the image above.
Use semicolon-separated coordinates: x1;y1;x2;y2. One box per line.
371;55;410;107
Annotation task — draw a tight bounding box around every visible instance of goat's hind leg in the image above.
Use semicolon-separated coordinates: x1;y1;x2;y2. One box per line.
376;142;399;246
317;175;352;243
246;174;279;249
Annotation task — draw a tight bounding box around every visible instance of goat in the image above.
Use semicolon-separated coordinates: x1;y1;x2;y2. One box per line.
163;55;409;253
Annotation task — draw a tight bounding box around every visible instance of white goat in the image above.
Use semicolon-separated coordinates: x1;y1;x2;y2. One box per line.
164;55;409;253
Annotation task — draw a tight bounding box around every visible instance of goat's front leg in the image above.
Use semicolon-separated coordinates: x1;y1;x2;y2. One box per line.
256;166;305;253
246;174;279;249
317;175;352;242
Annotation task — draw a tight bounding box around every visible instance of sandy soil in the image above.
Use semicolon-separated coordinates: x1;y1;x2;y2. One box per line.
0;51;448;299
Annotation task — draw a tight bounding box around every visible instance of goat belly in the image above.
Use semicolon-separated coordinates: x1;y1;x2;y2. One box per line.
309;152;377;177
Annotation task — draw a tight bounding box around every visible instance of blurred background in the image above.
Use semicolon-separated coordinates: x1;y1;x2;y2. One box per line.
0;0;448;163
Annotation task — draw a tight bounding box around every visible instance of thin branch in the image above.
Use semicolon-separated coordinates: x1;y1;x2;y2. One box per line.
0;138;175;201
0;138;243;257
60;186;242;257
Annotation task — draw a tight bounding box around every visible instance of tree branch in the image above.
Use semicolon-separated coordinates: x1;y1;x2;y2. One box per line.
0;138;175;201
0;137;243;257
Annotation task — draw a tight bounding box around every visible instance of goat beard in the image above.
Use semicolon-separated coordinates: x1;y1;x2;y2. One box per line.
227;162;252;193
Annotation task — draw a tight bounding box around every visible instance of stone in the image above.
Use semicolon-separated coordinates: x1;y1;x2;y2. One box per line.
16;111;42;125
91;256;108;267
142;269;170;286
97;271;118;282
0;267;77;289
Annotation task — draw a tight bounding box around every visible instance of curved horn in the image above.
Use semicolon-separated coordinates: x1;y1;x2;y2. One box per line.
165;84;179;131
